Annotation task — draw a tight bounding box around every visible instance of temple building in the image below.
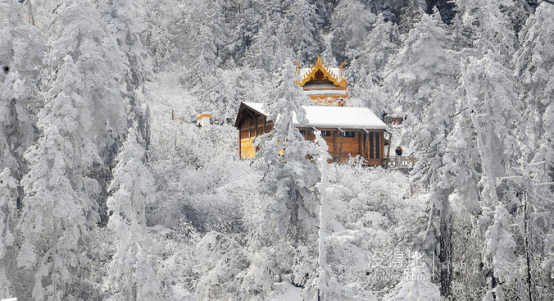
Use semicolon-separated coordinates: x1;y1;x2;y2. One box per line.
234;57;390;165
295;57;348;106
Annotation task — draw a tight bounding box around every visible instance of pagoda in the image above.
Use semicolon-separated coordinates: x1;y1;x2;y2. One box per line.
295;57;348;106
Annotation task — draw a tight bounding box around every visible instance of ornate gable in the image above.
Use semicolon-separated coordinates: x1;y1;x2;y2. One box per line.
296;57;347;90
295;57;348;106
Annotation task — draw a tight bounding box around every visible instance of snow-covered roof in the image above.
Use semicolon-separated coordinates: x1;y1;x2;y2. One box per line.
242;102;388;130
195;112;212;119
299;68;311;78
328;68;342;80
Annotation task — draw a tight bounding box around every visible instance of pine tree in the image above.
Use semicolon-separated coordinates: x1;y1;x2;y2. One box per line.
330;0;375;61
314;130;331;300
348;15;399;110
17;1;129;298
384;11;457;126
284;0;322;64
383;252;440;301
384;11;460;297
17;55;100;301
0;168;18;298
186;0;230;88
354;14;400;85
457;0;522;298
229;0;269;61
398;0;426;34
512;4;554;299
0;0;45;177
243;13;293;74
97;0;154;148
250;59;320;287
104;129;161;301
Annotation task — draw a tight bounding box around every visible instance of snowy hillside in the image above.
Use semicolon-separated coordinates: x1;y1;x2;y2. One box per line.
1;0;553;300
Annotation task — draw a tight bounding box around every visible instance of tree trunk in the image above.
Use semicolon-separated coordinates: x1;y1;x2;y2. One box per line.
523;192;536;301
439;202;453;298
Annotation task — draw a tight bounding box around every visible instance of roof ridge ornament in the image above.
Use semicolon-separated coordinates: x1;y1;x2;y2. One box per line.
339;61;347;78
295;56;347;90
294;61;301;75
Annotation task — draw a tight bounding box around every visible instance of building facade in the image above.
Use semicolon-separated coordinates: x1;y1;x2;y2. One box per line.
234;57;390;165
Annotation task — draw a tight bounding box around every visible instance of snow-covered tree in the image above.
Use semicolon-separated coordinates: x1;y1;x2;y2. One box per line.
349;14;400;86
348;14;399;110
0;1;45;176
97;0;154;148
0;168;18;298
384;11;456;124
321;33;338;67
17;1;130;299
387;12;461;297
104;129;161;301
3;0;554;300
457;0;522;298
330;0;375;61
17;54;102;301
228;0;269;61
184;0;230;87
383;252;440;301
249;59;320;288
243;13;294;74
284;0;322;64
398;0;426;34
512;4;554;299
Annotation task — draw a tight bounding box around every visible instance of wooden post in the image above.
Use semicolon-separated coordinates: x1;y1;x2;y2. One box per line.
385;132;392;169
380;132;385;162
332;130;337;162
255;115;258;136
358;131;362;158
338;130;344;163
172;110;174;120
362;132;367;163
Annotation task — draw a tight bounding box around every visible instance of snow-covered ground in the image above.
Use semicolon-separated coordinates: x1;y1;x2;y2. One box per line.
268;283;302;301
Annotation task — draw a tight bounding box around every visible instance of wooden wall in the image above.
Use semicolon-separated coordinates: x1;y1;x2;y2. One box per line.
238;113;386;165
238;114;273;159
298;128;385;164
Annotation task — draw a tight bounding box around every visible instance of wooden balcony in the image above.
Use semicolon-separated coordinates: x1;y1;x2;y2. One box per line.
385;154;417;169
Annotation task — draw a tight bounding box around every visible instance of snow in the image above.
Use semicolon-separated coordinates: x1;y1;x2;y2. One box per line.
268;283;302;301
304;89;347;96
4;1;551;300
243;102;388;130
328;67;342;79
299;68;311;78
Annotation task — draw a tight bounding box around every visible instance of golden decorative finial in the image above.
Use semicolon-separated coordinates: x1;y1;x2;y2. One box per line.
339;60;347;77
318;56;322;63
294;61;301;75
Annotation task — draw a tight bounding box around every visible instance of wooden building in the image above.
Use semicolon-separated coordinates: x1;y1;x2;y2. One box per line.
296;56;348;106
235;102;389;165
234;57;390;165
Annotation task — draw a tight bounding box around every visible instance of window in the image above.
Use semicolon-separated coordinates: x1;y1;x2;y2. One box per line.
321;131;331;137
299;130;306;136
369;132;374;159
340;131;355;137
375;133;380;159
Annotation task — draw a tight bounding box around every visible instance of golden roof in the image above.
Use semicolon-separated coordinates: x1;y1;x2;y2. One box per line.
295;56;348;90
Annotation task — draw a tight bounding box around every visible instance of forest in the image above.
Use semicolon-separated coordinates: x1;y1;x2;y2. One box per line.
1;0;553;300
